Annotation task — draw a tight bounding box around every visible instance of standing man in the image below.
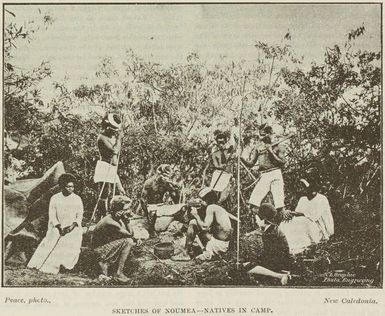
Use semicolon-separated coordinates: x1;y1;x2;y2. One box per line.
209;130;234;204
92;196;141;283
95;113;126;217
241;124;291;222
27;173;84;274
172;187;233;261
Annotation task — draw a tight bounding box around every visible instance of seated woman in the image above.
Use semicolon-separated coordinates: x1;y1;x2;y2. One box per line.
280;177;334;254
27;173;83;274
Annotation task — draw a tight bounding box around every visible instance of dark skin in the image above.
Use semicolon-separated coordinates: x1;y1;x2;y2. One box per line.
240;134;285;169
95;208;141;282
141;173;180;237
141;174;179;205
241;132;292;222
98;128;122;165
291;182;318;217
184;196;232;258
55;182;79;236
211;137;234;171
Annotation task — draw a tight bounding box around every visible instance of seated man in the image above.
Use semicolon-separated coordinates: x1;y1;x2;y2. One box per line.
92;196;141;283
172;187;233;261
245;203;293;286
280;176;334;254
141;164;180;237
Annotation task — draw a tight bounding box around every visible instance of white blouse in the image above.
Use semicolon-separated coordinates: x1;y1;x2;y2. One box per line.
48;192;83;228
295;193;334;239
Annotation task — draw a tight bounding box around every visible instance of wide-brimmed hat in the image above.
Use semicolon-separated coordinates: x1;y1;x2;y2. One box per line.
104;113;122;131
258;203;278;225
214;130;228;142
58;173;77;187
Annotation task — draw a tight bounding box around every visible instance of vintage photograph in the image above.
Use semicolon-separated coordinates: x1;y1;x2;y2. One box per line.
2;3;382;288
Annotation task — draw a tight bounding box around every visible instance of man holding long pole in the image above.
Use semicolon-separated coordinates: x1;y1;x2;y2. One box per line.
241;124;292;223
93;113;126;219
209;130;234;205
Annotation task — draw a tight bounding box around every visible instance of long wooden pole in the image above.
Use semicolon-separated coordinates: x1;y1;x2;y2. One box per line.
112;114;124;198
236;76;247;270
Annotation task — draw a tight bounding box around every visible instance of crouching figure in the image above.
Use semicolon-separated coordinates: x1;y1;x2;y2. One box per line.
92;196;141;283
245;203;294;286
172;187;233;261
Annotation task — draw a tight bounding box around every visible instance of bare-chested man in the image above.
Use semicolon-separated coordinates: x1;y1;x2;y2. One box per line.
92;196;141;283
96;113;126;216
241;124;291;222
172;187;232;261
209;130;234;204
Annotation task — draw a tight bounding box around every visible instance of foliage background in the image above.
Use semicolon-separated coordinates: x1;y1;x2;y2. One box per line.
4;10;381;279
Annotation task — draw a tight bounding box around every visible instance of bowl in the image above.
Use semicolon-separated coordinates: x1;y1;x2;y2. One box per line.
154;242;174;259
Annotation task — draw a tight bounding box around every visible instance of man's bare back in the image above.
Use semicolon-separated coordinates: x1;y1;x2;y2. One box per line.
205;204;232;241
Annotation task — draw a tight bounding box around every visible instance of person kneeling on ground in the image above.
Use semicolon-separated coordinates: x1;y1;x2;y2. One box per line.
244;203;294;286
92;196;141;283
171;187;233;261
141;164;180;238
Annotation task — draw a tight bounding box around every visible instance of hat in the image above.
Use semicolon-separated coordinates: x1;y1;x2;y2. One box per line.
58;173;77;187
104;113;122;131
214;130;228;141
258;203;278;225
301;168;321;191
299;178;310;188
156;164;173;179
110;196;132;214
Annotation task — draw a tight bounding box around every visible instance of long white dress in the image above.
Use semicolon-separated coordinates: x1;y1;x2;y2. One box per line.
27;192;84;274
280;193;334;254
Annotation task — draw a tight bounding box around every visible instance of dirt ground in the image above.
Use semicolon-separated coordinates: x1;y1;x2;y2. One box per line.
3;225;381;288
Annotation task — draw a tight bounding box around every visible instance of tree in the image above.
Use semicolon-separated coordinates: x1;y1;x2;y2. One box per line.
4;9;54;181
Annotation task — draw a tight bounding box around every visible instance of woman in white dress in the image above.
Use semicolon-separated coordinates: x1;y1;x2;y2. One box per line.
280;178;334;254
27;173;84;274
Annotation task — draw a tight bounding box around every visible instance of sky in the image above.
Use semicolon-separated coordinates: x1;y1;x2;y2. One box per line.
5;3;382;91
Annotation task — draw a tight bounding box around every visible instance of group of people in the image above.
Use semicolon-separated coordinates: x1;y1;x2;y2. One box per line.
25;113;334;285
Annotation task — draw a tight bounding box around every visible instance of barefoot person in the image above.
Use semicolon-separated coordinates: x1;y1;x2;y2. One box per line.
92;196;141;283
95;113;126;217
27;173;84;274
245;203;294;285
172;187;232;261
241;124;291;222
